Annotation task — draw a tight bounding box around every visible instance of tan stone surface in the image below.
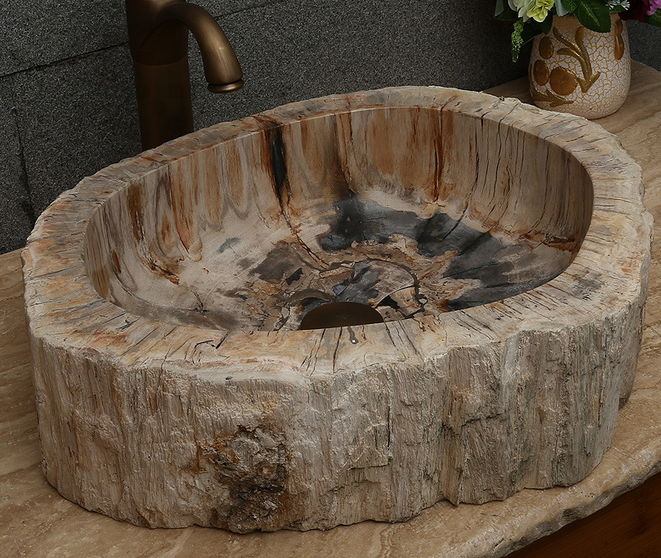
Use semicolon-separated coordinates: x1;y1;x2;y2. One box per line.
1;61;661;556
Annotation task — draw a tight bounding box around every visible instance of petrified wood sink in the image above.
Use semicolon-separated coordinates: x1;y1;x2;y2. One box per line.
22;87;652;533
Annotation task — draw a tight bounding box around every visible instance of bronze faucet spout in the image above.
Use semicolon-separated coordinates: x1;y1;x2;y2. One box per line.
126;0;243;149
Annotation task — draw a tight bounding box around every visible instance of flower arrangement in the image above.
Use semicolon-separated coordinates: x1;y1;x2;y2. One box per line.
496;0;661;60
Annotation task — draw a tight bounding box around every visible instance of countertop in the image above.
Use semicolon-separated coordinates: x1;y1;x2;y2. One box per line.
1;61;661;557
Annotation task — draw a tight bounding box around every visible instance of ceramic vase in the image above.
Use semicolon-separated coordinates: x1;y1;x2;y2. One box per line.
529;14;630;119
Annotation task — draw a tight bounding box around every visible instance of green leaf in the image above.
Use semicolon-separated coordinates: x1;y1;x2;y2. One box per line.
521;21;544;43
573;0;612;32
561;0;578;11
496;2;519;21
647;11;661;27
537;16;553;35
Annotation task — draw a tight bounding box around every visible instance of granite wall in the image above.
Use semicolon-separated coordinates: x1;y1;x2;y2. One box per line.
1;1;660;254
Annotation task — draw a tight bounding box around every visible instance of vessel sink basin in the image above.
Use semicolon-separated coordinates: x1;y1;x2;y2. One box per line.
22;87;652;533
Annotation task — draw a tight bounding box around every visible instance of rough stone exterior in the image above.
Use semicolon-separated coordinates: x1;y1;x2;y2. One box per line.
22;87;652;532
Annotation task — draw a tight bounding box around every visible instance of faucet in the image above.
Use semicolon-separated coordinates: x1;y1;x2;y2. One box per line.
126;0;244;150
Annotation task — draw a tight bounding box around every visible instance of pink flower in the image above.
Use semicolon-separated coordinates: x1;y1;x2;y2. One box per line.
648;0;661;14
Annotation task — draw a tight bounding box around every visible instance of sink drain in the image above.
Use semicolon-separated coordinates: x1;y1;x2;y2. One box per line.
299;302;384;330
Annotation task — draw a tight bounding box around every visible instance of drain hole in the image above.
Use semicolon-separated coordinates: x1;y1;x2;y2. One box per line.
299;302;384;330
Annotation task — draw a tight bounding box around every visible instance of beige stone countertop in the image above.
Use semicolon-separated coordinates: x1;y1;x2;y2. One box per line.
2;61;660;557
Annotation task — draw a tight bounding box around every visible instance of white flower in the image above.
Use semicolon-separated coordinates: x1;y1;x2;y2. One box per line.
508;0;536;21
527;0;555;21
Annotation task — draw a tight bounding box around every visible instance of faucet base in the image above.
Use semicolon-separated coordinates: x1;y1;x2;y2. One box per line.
133;58;194;150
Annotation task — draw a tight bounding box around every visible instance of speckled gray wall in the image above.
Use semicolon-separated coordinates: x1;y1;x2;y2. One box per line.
1;1;660;254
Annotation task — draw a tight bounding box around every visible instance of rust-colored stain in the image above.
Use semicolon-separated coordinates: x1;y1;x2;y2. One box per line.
127;185;145;247
197;425;289;533
169;163;198;254
364;108;396;177
203;151;223;226
94;262;110;299
111;250;122;274
225;138;247;210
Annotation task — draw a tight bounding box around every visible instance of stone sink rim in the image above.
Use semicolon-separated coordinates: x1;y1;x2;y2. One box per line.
22;86;651;380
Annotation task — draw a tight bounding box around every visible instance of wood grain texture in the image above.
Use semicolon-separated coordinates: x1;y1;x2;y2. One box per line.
21;86;652;533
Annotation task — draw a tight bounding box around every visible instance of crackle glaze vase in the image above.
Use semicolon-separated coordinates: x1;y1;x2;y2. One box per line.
529;14;631;119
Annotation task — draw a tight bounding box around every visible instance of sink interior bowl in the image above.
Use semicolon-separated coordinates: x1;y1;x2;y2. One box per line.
83;99;591;331
22;87;651;533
